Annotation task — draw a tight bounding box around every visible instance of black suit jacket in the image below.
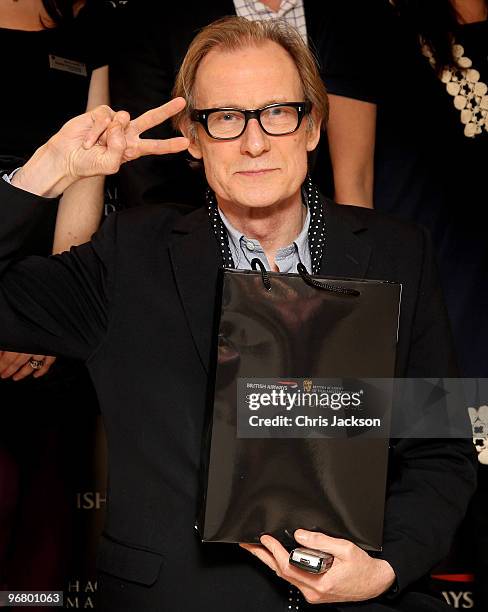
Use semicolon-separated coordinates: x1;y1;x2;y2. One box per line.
109;0;377;208
0;180;476;611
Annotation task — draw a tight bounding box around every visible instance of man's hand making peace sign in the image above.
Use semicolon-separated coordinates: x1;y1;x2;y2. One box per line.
11;98;189;198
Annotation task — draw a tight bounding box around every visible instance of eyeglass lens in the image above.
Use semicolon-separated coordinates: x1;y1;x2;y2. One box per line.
207;105;300;138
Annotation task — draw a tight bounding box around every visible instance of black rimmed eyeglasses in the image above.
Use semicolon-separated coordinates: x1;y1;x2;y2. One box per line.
190;101;312;140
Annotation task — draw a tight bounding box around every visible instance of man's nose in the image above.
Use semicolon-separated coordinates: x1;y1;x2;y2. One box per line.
240;118;271;156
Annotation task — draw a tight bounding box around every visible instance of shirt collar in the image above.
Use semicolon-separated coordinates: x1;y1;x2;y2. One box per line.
218;202;310;268
218;207;244;267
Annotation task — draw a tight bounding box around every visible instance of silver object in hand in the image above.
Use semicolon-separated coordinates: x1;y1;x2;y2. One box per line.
289;547;334;574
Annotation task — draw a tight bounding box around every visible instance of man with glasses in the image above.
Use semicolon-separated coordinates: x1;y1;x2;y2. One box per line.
0;17;475;612
110;0;378;210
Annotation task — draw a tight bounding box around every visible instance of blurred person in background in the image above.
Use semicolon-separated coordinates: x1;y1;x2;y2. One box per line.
110;0;377;210
372;0;487;607
374;0;487;380
0;0;109;593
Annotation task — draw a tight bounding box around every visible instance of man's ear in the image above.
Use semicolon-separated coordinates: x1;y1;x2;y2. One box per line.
306;108;322;153
181;118;203;159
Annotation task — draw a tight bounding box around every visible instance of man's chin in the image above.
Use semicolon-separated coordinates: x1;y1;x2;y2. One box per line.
232;192;286;210
229;182;290;210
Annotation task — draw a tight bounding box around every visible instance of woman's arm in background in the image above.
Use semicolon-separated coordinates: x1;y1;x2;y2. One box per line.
52;65;109;254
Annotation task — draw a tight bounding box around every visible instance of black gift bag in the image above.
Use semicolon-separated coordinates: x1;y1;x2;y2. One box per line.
197;264;401;551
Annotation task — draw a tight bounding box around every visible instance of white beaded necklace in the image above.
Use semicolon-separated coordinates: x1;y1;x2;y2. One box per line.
422;40;488;138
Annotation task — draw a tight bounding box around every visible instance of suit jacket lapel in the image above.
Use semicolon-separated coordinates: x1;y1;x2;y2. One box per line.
169;207;222;373
320;200;372;279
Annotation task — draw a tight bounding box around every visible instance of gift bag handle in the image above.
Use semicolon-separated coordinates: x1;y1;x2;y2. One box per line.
251;258;272;290
251;259;360;296
297;263;360;296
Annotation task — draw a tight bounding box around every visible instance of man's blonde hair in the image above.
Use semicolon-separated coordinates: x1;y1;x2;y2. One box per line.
172;16;328;135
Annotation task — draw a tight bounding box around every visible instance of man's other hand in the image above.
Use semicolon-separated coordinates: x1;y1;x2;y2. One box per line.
240;529;396;604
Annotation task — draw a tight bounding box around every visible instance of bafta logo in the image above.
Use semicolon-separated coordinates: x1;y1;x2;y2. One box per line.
303;379;313;393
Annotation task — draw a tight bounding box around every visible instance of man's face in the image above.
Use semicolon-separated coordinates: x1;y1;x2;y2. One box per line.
187;41;321;211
